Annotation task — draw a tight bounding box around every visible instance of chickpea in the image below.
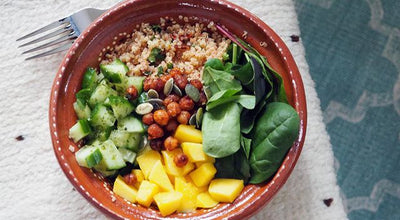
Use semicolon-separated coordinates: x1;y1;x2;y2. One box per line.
160;74;172;83
153;109;170;126
142;113;154;125
163;94;180;106
179;96;195;111
167;102;181;117
169;67;182;77
150;77;165;93
143;77;152;91
126;86;138;100
164;136;179;151
147;124;164;139
177;111;191;124
165;119;179;132
190;79;203;90
174;153;189;167
150;139;164;151
123;173;137;186
173;74;188;90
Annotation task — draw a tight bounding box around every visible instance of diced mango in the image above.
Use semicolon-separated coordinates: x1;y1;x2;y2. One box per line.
189;163;217;187
136;150;161;179
153;191;183;216
132;169;145;189
174;125;202;143
148;160;174;191
175;177;199;212
136;180;160;207
162;149;195;176
113;175;138;203
208;179;244;203
196;192;219;208
181;142;214;163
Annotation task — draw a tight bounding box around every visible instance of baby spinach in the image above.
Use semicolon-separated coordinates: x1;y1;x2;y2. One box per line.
230;62;254;86
214;148;250;183
202;66;242;95
207;94;255;111
241;135;252;160
202;102;241;158
249;102;300;184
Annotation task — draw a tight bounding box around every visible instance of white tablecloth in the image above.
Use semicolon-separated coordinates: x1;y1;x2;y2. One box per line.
0;0;347;219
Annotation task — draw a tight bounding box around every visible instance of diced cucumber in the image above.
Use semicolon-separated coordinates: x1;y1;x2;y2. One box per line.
117;116;145;133
76;88;92;104
100;59;129;83
109;130;142;151
108;96;134;119
94;165;117;177
82;67;98;90
118;148;137;163
126;76;145;94
97;140;126;170
75;145;99;168
96;126;113;141
73;99;91;120
97;72;105;82
90;104;116;129
69;119;91;142
88;81;118;108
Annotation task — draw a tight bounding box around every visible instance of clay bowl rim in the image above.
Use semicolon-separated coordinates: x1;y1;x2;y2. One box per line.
49;0;307;219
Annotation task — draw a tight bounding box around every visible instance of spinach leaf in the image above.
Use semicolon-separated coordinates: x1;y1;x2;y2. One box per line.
249;102;300;184
204;58;225;70
240;100;266;134
241;135;252;160
207;89;241;102
202;102;241;158
207;94;255;111
202;66;242;95
214;148;250;183
230;62;254;86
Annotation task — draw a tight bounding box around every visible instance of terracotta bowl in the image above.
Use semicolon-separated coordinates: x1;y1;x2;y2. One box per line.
49;0;307;219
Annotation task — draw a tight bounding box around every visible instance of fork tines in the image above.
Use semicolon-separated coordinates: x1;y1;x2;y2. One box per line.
17;18;78;60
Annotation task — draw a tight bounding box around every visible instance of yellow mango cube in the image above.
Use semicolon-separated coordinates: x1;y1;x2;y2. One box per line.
175;177;199;212
136;180;160;207
113;175;137;203
148;160;174;191
136;150;161;179
208;179;244;203
181;142;214;163
162;149;195;176
189;163;217;187
132;169;145;189
153;191;183;216
174;125;202;143
196;192;219;208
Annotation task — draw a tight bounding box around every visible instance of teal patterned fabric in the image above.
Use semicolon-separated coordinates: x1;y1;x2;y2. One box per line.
294;0;400;219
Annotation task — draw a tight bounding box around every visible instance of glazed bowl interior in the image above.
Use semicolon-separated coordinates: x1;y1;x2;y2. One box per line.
49;0;307;219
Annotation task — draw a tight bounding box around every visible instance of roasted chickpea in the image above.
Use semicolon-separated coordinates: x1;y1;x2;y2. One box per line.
169;67;182;77
160;74;172;83
174;153;189;167
153;109;170;126
167;102;181;117
142;113;154;125
190;79;203;90
179;96;195;111
164;136;179;151
147;124;164;139
163;94;180;106
126;85;138;100
150;77;165;93
143;77;152;91
173;74;188;90
123;173;137;186
165;119;179;132
177;111;191;124
150;139;164;151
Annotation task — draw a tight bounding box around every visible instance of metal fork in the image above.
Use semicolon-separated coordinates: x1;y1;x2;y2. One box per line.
17;8;106;60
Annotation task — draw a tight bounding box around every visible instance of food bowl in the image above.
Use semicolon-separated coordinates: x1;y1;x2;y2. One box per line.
49;0;307;219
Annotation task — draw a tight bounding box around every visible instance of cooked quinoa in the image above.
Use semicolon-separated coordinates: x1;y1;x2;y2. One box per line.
102;18;230;80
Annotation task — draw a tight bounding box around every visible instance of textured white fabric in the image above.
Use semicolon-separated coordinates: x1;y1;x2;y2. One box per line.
0;0;347;219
